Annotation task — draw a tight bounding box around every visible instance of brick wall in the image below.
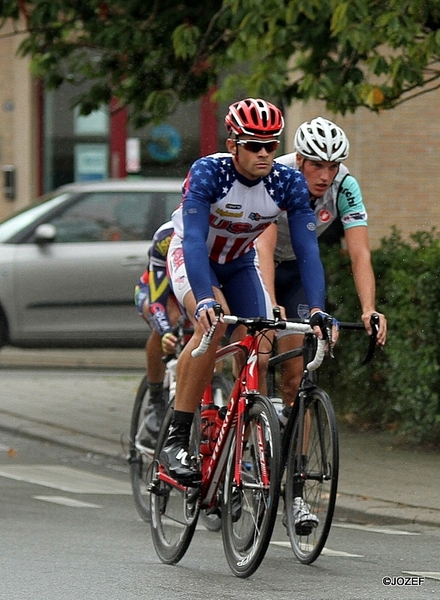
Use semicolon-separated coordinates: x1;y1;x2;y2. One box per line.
285;92;440;248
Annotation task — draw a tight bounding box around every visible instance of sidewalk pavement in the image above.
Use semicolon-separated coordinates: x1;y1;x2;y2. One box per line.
1;345;439;528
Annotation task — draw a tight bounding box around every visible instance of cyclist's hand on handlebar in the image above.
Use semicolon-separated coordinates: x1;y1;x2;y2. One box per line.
362;310;387;346
161;331;178;354
272;304;287;320
194;298;220;335
310;310;340;346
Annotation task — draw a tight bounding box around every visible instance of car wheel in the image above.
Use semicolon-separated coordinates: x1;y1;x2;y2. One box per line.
0;310;9;347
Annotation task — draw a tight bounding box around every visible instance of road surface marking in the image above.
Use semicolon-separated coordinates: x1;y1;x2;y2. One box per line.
334;522;420;535
0;465;131;494
403;571;440;581
34;495;102;508
270;541;363;557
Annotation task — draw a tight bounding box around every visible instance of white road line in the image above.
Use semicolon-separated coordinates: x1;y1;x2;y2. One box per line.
270;540;363;557
333;523;420;535
33;496;102;508
403;571;440;581
0;465;131;494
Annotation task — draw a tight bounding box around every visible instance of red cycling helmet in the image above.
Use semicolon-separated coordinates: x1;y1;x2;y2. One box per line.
225;98;284;138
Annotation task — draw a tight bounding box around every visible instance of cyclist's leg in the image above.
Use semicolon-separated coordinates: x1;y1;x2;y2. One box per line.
162;242;228;483
160;291;227;484
221;249;273;393
142;297;182;447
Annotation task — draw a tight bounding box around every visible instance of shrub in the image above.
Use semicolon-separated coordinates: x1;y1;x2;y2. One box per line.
320;227;440;446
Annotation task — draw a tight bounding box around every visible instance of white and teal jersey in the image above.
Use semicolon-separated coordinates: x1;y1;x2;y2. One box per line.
273;152;368;263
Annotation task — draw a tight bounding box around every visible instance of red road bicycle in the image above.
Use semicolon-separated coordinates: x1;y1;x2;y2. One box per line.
148;311;308;577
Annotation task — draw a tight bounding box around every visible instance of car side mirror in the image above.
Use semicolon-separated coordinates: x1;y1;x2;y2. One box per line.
34;223;57;243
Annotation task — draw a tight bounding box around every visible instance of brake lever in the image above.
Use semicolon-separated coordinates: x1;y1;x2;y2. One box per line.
361;313;380;365
324;316;335;359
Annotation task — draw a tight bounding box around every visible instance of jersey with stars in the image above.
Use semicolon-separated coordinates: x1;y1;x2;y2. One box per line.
172;154;312;265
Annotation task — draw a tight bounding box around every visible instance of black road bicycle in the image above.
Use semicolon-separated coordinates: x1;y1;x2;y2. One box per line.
267;314;379;564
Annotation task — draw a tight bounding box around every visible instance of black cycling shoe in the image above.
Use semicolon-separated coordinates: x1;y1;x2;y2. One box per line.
160;434;201;487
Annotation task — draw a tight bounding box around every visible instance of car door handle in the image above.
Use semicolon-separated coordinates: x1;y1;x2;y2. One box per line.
121;256;146;267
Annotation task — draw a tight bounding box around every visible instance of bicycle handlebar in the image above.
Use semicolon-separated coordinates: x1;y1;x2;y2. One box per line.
191;312;380;367
190;319;218;358
191;314;314;359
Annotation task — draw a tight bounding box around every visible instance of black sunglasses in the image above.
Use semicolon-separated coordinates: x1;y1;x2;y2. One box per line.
235;140;280;153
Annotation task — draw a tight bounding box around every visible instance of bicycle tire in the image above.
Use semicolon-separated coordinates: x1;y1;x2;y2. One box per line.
128;375;155;522
150;402;200;564
221;394;281;578
199;372;233;533
284;387;339;564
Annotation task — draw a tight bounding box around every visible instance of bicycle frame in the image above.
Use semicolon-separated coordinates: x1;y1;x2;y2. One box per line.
155;324;269;512
199;331;268;511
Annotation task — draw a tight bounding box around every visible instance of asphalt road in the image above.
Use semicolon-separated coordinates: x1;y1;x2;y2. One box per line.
1;429;439;600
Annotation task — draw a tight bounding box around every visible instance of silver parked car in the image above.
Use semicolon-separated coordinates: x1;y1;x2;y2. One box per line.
0;178;183;347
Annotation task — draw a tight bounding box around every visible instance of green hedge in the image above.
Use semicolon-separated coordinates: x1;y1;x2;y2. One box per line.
320;227;440;447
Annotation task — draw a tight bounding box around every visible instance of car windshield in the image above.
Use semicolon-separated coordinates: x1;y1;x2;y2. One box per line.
0;193;71;242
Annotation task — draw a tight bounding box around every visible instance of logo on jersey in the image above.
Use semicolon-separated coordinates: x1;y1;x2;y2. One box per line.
249;212;273;221
226;203;242;210
209;214;268;235
215;208;244;218
170;248;184;270
157;235;172;256
297;304;310;320
318;209;331;223
307;222;316;231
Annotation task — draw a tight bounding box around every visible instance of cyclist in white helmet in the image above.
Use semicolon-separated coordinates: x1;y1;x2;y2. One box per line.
258;116;387;406
257;116;387;536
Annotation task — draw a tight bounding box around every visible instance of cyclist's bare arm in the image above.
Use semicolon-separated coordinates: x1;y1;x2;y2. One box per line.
344;226;387;345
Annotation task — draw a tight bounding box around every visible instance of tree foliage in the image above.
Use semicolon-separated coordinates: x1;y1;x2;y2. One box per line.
0;0;439;125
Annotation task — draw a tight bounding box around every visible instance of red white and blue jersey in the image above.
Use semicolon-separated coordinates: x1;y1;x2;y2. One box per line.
171;154;326;310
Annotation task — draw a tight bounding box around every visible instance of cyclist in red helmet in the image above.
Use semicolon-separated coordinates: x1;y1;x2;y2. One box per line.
161;98;336;485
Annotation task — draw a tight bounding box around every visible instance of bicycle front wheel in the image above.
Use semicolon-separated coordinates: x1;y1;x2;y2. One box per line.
284;388;339;564
150;403;200;564
221;394;281;578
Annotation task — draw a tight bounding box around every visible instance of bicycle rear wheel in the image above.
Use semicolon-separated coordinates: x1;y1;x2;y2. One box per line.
284;388;339;564
150;404;200;564
221;394;281;578
128;375;155;522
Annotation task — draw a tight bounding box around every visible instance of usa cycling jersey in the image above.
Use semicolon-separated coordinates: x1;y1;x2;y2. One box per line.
274;152;368;263
134;220;175;336
171;153;325;310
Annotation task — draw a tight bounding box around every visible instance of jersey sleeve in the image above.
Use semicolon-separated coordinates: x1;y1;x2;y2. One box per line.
181;158;218;302
284;170;326;310
337;175;368;230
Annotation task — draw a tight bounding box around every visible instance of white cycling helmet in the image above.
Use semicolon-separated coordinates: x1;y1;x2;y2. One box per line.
294;117;349;161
